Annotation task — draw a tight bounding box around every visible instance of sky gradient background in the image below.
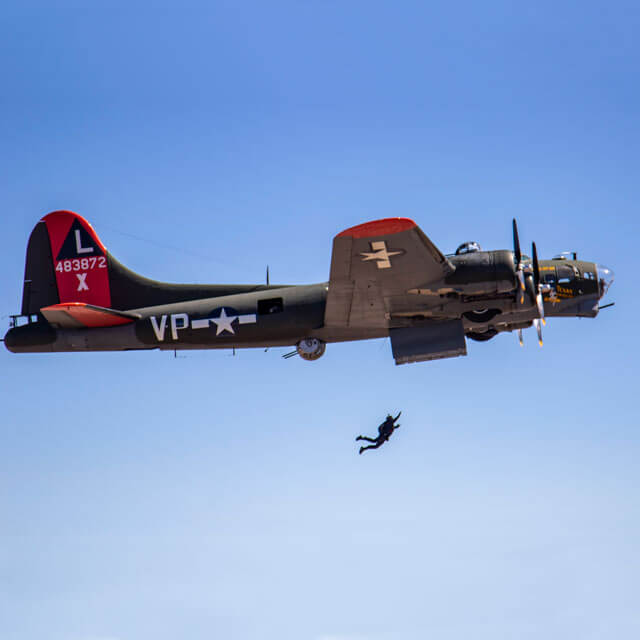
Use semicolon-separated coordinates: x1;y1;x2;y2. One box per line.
1;2;639;640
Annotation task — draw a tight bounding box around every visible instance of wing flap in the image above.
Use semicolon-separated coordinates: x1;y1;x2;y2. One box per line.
40;303;140;329
390;320;467;365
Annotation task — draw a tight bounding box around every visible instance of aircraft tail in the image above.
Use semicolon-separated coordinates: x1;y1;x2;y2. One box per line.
22;210;113;315
20;210;265;317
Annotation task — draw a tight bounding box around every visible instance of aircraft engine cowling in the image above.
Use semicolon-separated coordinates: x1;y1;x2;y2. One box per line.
297;338;326;361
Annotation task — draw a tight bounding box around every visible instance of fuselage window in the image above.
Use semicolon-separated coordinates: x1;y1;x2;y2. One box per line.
258;297;284;315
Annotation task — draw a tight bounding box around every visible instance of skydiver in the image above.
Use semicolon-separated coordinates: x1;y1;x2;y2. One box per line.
356;412;401;454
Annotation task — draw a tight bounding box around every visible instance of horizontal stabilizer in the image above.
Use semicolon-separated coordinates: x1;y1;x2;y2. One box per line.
40;303;140;329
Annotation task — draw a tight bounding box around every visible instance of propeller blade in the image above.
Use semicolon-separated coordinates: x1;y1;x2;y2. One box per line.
518;328;523;347
533;318;543;347
512;219;522;266
532;242;540;288
536;291;546;325
531;242;547;324
517;270;526;303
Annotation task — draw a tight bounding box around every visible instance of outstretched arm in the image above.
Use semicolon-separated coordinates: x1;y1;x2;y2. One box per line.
393;412;402;422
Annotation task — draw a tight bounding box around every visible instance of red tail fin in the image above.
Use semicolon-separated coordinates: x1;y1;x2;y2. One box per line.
43;210;112;308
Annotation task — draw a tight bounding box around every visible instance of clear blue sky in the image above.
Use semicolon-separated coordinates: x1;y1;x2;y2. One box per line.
1;2;639;640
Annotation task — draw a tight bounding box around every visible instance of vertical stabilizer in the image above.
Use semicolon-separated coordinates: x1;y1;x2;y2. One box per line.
22;220;58;315
21;210;112;315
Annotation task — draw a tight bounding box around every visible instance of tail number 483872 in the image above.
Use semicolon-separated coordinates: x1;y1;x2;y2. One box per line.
55;257;107;273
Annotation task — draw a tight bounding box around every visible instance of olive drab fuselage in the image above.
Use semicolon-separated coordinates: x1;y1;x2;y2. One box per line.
4;212;614;364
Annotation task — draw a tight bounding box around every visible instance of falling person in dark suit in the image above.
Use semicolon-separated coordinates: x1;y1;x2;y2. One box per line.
356;412;401;454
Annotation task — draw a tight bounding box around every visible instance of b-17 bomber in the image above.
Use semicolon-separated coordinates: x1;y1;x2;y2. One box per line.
4;210;614;364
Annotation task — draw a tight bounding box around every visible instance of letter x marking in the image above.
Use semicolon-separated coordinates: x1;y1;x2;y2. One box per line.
76;273;89;291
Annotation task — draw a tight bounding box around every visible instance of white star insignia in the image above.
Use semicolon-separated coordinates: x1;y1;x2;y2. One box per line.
211;308;237;335
360;241;403;269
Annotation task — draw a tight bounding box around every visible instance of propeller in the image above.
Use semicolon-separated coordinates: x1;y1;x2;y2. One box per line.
531;241;546;326
513;219;526;304
512;220;548;348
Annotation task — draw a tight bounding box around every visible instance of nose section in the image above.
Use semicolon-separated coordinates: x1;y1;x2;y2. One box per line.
597;264;614;299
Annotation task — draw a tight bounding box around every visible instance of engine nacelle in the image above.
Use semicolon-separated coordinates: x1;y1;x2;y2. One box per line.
297;337;326;361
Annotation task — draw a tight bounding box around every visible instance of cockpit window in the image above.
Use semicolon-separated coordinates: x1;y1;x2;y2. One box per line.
557;265;576;284
455;241;482;255
542;271;557;285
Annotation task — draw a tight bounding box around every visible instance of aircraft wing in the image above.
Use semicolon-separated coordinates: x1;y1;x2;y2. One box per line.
325;218;455;327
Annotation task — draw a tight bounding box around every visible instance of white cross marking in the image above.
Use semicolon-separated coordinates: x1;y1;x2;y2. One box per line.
360;241;403;269
76;272;89;291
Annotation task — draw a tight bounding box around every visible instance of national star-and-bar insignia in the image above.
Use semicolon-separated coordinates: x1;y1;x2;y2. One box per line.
190;307;257;336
